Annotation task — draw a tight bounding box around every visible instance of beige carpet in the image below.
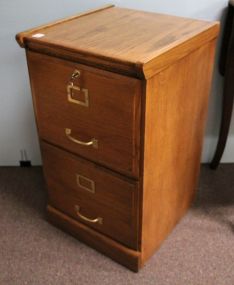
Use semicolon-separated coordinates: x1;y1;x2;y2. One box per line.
0;165;233;285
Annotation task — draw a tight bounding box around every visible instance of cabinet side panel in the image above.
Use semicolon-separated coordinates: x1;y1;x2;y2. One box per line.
141;39;216;263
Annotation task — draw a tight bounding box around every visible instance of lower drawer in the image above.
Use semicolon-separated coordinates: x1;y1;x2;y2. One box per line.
41;142;139;249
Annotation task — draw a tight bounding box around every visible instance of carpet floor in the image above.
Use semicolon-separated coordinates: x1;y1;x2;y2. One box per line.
0;165;233;285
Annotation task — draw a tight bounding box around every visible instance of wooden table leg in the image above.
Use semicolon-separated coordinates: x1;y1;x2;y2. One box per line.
210;1;234;169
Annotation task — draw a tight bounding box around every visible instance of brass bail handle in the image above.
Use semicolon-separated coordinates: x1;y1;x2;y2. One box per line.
75;205;103;225
65;128;98;149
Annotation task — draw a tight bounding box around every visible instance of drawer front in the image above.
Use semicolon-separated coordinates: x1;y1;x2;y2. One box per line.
42;142;139;249
27;51;141;177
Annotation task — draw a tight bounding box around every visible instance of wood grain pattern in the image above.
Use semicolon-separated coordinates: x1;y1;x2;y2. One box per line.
27;51;141;178
140;39;217;263
15;4;115;48
143;25;219;77
42;142;139;249
17;6;219;79
26;42;142;78
47;205;141;272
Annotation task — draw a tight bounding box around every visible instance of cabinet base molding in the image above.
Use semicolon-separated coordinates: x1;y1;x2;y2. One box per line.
47;205;141;272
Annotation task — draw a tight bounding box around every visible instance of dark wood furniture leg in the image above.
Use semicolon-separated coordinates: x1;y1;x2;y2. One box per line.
210;2;234;169
210;67;234;169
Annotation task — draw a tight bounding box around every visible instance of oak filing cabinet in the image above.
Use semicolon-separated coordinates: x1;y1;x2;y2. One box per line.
16;5;219;271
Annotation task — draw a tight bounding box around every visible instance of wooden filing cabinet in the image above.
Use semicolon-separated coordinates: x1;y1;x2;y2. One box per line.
16;5;219;271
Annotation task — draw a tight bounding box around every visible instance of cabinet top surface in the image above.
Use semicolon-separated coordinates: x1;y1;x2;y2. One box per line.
16;5;219;78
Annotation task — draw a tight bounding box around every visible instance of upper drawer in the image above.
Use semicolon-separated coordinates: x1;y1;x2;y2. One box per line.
27;51;141;177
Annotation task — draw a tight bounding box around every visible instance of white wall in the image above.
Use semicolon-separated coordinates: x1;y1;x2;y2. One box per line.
0;0;233;165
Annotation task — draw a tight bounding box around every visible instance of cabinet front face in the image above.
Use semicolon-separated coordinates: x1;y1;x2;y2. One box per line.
27;51;142;177
42;142;139;249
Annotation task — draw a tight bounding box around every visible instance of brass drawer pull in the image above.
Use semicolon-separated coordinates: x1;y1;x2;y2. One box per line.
65;128;98;148
75;205;103;225
67;69;89;107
